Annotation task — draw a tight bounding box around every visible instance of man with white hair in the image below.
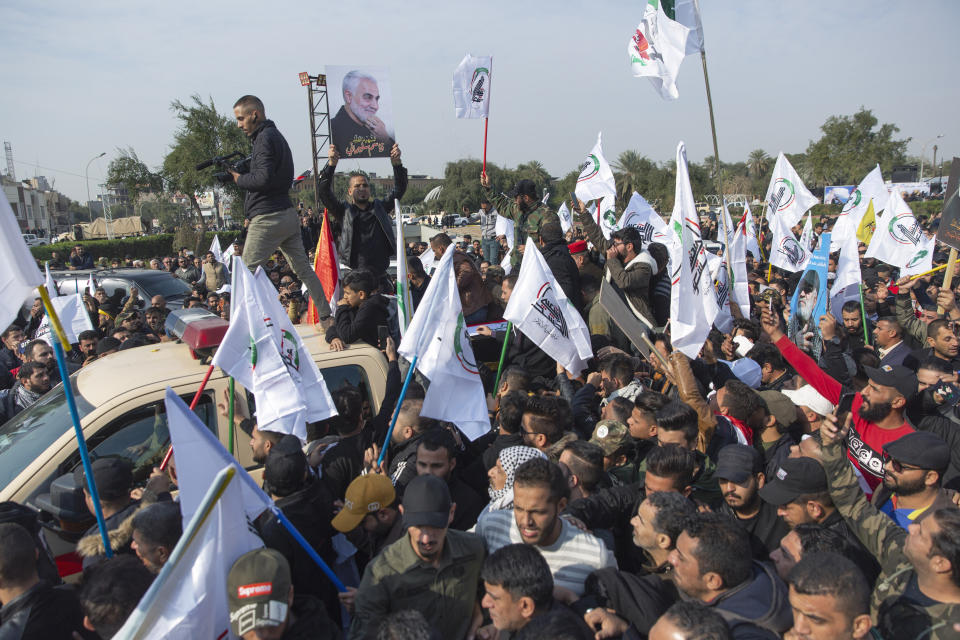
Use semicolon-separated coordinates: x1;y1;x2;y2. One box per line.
782;384;835;434
331;70;395;158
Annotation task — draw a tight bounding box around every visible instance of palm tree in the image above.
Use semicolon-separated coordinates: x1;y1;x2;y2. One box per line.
613;150;654;201
747;149;771;179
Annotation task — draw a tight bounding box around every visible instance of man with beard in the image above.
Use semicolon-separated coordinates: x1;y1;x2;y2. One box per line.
238;417;283;465
350;474;485;640
0;362;51;423
872;431;954;530
22;339;78;385
714;444;789;560
761;308;916;495
840;300;874;352
791;272;821;333
480;175;558;270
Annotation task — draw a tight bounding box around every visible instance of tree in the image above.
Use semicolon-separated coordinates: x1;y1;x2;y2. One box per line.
613;150;658;202
804;107;909;186
747;149;771;179
161;94;249;228
106;148;163;211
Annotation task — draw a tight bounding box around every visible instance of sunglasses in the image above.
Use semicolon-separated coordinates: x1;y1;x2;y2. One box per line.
881;451;922;473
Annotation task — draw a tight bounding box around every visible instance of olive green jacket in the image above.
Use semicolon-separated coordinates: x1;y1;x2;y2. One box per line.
895;292;928;345
822;440;960;639
349;528;485;640
483;187;558;267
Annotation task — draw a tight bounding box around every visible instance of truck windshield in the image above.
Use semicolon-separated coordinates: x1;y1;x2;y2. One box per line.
0;380;95;490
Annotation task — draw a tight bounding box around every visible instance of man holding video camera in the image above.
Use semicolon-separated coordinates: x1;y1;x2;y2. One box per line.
229;94;331;320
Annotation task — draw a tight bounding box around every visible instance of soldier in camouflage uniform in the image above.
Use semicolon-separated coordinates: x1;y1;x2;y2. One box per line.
480;174;558;268
820;414;960;639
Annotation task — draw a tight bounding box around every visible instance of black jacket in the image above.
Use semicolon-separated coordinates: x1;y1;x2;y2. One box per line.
325;295;390;348
718;500;789;561
0;581;89;640
820;509;882;587
317;163;407;273
236;119;295;218
0;348;20;374
706;562;792;640
257;476;340;623
282;595;339;640
0;383;26;425
540;240;583;311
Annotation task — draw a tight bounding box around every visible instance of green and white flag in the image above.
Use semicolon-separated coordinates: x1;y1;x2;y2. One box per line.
769;209;810;273
452;54;492;119
764;152;819;228
618;191;676;248
628;0;692;100
557;202;573;233
829;165;887;252
395;199;414;335
398;245;489;440
575;132;618;238
865;189;927;270
669;142;718;358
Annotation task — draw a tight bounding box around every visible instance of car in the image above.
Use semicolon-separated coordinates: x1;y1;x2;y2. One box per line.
0;314;389;580
22;233;49;247
450;215;469;227
52;268;195;310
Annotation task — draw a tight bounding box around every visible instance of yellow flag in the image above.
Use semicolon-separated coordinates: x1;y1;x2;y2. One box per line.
856;199;876;244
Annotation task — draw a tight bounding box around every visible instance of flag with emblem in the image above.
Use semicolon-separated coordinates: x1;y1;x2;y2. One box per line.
398;245;489;440
628;0;692;100
865;189;928;270
669;142;719;359
830;225;863;312
829;165;886;252
856;199;877;245
557;201;573;233
618;192;676;248
769;209;810;273
740;202;761;259
764;152;819;228
505;237;593;376
453;54;492;119
575;133;617;238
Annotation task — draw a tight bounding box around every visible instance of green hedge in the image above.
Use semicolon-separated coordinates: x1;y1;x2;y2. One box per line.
29;232;233;263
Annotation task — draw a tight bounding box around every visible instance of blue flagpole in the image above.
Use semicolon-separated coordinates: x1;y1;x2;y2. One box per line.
51;338;112;556
271;506;346;592
377;355;418;468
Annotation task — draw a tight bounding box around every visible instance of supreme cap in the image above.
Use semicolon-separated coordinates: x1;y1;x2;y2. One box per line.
227;548;291;637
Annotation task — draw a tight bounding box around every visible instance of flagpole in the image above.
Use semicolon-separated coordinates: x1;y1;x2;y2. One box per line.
482;117;489;178
940;248;960;314
858;284;870;347
908;258;960;281
227;377;235;455
38;286;113;557
492;322;512;392
160;364;216;471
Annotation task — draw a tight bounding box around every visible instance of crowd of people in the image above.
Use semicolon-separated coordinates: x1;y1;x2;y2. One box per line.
3;96;960;640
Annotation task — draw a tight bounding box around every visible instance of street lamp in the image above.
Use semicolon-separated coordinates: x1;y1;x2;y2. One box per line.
85;152;106;219
920;134;944;181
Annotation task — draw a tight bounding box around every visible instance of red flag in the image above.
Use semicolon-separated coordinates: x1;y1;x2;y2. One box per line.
307;209;341;323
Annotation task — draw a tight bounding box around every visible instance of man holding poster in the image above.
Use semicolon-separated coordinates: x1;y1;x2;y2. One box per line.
329;67;396;159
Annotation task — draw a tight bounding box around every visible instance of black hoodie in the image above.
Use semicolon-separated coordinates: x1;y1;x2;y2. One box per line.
325;294;389;348
704;561;792;639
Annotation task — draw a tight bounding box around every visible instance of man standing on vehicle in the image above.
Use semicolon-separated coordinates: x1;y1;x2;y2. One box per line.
229;95;332;320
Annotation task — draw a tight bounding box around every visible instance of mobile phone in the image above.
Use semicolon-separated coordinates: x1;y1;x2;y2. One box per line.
836;391;856;418
934;382;960;406
377;326;388;350
569;192;579;208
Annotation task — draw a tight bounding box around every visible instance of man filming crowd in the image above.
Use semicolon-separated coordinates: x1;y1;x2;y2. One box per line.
4;96;960;640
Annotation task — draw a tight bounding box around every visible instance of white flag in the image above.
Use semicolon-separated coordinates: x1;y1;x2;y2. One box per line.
113;463;262;640
628;0;692;100
495;214;515;275
708;251;733;334
163;388;273;524
798;212;814;270
618;192;676;248
729;217;751;318
452;54;492;119
901;233;936;278
669;142;718;359
36;294;95;346
740;203;761;260
830;227;863;314
764;152;819;228
398;245;489;440
504;238;593;376
0;198;43;330
574;133;617;209
86;274;97;297
396;200;414;335
865;189;926;270
557;202;573;234
769;210;810;273
209;234;223;263
44;263;59;298
597;194;620;240
419;246;438;276
829;165;887;252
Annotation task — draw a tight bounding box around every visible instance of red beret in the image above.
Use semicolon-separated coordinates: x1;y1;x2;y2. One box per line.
568;240;588;254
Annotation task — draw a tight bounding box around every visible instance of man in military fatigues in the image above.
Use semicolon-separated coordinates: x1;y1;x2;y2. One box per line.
820;419;960;639
480;174;558;269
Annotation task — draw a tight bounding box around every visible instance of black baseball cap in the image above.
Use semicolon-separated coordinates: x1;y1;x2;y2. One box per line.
263;435;307;498
758;457;827;506
883;432;950;472
73;457;133;501
96;336;121;355
506;179;538;199
864;364;918;400
402;474;451;528
714;444;763;485
227;548;291;637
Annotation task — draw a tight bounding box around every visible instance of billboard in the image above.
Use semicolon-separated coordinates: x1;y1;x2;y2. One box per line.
823;185;856;205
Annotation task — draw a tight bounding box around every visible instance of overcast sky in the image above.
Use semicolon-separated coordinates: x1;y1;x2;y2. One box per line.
2;1;957;204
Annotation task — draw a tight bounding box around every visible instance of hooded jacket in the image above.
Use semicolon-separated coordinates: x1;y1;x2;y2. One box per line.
704;561;792;639
325;294;390;349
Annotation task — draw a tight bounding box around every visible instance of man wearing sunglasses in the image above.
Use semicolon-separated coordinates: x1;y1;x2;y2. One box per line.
872;432;954;531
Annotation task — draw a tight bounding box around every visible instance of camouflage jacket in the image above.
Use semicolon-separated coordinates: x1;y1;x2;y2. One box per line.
483;187;558;266
822;441;960;639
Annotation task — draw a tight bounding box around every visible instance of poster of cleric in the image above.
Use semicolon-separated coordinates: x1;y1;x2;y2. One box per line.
327;66;396;160
788;233;831;360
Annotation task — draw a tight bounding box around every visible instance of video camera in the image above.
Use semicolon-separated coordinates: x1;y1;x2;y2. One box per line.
195;152;251;185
